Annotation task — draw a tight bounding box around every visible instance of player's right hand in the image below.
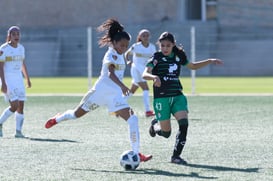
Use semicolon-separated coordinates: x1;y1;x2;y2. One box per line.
153;76;161;87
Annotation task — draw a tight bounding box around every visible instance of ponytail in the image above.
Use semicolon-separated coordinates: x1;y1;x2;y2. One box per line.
172;45;187;61
97;18;130;47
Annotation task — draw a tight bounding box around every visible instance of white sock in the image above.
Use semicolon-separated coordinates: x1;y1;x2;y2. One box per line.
127;115;140;154
15;112;24;131
0;107;13;124
56;110;76;123
143;90;150;112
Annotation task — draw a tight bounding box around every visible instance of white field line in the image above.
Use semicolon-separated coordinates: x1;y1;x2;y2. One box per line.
27;93;273;97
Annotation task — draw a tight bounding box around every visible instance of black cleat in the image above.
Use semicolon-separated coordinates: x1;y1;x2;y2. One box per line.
171;156;187;165
149;119;158;137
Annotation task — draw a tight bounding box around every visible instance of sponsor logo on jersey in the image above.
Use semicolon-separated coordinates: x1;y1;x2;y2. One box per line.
115;64;126;70
168;64;178;73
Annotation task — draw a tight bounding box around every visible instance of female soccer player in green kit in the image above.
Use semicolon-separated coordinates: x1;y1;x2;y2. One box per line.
143;32;223;164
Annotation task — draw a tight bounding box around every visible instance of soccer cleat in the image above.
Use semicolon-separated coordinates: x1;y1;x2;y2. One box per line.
149;118;158;137
0;124;3;137
45;118;57;129
145;110;155;117
139;153;153;162
15;130;25;138
171;156;187;164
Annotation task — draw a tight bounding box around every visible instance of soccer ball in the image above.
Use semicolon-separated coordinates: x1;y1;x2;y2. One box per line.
120;150;140;170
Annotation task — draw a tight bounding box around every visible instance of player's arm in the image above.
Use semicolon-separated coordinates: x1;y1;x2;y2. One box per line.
124;47;133;65
142;66;161;87
187;58;223;70
22;61;31;88
0;62;7;93
108;64;130;96
0;50;7;93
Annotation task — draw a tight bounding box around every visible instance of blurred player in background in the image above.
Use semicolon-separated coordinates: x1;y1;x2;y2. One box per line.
45;19;152;162
143;32;223;164
0;26;31;138
125;29;156;117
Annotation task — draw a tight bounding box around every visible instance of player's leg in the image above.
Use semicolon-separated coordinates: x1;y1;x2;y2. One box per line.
116;108;139;153
45;90;99;129
138;81;154;117
150;119;172;138
130;66;139;94
171;95;189;164
0;103;15;124
0;100;17;137
116;107;152;162
149;97;171;137
14;100;25;138
171;111;188;164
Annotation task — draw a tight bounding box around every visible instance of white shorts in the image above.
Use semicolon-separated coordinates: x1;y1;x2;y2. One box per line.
79;89;130;113
130;64;146;86
4;74;26;102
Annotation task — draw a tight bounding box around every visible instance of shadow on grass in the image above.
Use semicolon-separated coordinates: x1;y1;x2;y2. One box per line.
28;137;79;143
71;168;217;179
185;163;259;173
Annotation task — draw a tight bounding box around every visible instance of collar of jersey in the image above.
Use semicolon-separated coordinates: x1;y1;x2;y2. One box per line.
159;51;174;58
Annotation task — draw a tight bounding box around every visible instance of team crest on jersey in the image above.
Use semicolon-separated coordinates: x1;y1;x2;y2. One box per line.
153;59;158;66
162;57;167;62
112;55;118;60
0;51;3;56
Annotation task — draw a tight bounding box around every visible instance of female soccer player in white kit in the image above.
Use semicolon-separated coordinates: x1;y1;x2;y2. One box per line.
0;26;31;138
125;29;156;117
45;19;152;162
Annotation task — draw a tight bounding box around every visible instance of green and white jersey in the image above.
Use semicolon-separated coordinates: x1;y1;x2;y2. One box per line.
147;52;189;98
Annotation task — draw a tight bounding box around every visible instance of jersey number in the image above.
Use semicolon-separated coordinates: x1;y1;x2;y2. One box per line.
155;102;162;111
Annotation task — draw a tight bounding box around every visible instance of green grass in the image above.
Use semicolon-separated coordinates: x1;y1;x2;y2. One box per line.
27;77;273;94
0;96;272;180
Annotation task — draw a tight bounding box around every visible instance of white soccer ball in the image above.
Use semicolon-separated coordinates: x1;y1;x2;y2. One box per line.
120;150;140;170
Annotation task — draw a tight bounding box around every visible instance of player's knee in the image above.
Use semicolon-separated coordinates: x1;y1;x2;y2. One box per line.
10;106;18;112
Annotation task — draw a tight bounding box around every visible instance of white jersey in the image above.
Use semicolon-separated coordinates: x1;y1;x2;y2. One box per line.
94;47;126;93
0;42;26;101
0;43;25;74
127;42;156;71
98;47;126;83
126;42;156;84
80;47;129;113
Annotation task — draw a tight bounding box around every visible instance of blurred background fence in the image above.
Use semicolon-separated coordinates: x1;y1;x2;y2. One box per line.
0;0;273;77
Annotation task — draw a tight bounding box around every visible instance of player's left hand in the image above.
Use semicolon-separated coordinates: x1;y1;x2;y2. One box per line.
26;80;32;88
210;59;223;65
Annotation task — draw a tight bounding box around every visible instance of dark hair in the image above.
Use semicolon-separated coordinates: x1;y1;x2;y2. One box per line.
158;31;187;60
158;31;175;44
97;18;131;47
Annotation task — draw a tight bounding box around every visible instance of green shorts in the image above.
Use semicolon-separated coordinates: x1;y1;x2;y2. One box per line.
153;94;188;121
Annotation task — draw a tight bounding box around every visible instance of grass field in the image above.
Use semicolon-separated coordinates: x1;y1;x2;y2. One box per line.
0;95;272;180
27;76;273;94
0;77;272;180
